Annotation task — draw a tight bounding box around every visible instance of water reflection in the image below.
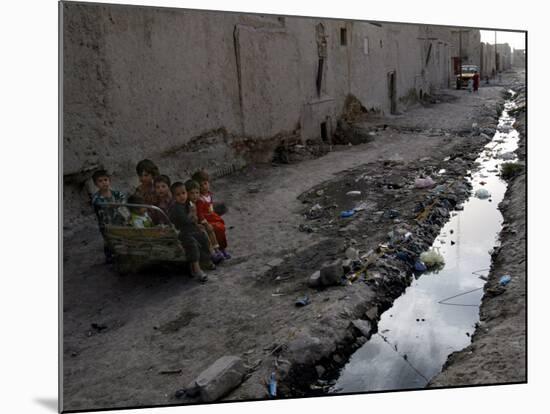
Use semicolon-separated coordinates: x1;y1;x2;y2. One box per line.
332;99;519;393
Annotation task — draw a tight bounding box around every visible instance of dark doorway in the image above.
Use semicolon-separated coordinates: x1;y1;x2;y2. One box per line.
388;71;397;114
320;121;328;142
340;28;347;46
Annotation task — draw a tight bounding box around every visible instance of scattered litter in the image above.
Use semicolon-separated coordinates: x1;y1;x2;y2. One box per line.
438;287;483;307
443;156;451;161
499;275;512;286
316;189;324;196
175;389;187;399
298;224;314;233
420;248;445;269
474;188;491;199
295;295;311;307
268;372;277;397
383;209;400;219
340;210;355;218
414;176;436;189
307;204;323;219
414;261;427;272
437;169;446;175
346;191;362;197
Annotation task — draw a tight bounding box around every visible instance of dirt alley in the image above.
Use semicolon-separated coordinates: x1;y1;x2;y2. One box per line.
62;72;525;411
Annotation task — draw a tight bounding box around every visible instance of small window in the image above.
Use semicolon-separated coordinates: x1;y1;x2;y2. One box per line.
340;28;347;46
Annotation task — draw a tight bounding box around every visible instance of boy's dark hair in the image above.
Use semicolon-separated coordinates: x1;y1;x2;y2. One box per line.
127;194;145;213
191;169;210;183
170;181;185;194
92;169;110;184
136;159;160;177
153;174;171;187
185;179;200;192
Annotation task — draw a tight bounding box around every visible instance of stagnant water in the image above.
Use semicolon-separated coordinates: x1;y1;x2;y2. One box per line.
330;92;519;394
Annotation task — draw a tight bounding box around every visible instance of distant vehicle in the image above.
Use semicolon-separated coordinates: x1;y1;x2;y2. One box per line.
456;65;479;89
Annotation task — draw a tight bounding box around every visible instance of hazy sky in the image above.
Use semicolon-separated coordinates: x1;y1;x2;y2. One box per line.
480;30;526;50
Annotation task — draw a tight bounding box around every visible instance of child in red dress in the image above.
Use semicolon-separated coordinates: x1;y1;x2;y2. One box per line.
192;170;230;259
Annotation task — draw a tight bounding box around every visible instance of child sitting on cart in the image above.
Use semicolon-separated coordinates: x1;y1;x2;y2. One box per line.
185;179;225;263
152;174;174;225
192;170;231;259
169;182;216;282
91;169;127;263
133;159;160;205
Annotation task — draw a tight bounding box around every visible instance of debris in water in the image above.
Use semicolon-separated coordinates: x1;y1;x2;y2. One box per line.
268;372;277;397
295;295;311;307
420;248;445;269
499;275;512;286
475;188;491;199
340;210;355;218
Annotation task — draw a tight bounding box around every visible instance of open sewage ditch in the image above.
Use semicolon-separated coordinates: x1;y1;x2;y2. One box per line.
279;91;520;397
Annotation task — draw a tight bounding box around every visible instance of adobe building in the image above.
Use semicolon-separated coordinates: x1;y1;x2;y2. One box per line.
480;42;496;79
513;49;526;68
496;43;512;71
62;3;456;194
449;28;481;75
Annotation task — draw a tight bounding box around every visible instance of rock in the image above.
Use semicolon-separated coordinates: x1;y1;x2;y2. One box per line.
333;354;343;364
286;333;324;365
365;306;379;321
188;356;246;402
345;247;359;261
267;258;284;268
308;271;322;288
352;319;373;337
320;259;343;286
315;365;326;377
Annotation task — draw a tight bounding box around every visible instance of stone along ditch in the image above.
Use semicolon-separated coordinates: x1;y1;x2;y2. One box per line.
324;92;520;394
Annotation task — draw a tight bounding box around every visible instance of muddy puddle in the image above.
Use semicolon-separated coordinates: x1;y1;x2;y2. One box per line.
329;93;519;394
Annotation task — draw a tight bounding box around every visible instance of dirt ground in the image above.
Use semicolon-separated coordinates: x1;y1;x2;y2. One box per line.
62;72;525;411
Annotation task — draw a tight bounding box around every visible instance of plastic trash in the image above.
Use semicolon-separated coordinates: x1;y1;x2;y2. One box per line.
383;209;400;219
475;188;491;199
414;261;427;272
414;176;436;189
346;191;362;196
420;248;445;268
295;295;311;307
341;210;355;218
268;372;277;397
499;275;512;286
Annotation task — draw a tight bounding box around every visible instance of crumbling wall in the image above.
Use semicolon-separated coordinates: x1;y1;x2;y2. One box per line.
62;3;457;224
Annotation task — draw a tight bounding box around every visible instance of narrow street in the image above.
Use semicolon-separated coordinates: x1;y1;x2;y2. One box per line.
62;71;525;411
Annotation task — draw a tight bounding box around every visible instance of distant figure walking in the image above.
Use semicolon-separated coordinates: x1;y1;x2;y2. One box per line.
473;71;480;92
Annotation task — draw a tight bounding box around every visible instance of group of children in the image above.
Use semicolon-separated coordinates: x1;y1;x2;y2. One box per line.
91;159;230;282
